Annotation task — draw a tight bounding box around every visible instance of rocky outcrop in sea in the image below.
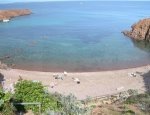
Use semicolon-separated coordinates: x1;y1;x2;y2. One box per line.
0;9;31;21
123;18;150;41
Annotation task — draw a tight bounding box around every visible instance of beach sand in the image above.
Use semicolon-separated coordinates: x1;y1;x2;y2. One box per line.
0;66;150;100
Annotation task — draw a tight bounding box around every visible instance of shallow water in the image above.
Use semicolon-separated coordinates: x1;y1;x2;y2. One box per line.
0;1;150;72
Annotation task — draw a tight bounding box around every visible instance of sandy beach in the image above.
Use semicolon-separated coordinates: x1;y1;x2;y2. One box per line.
0;66;150;100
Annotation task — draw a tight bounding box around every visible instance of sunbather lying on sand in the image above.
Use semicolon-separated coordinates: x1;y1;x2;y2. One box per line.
72;77;80;84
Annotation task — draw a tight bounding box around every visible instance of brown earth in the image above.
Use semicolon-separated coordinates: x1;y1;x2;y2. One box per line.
92;104;147;115
0;9;31;21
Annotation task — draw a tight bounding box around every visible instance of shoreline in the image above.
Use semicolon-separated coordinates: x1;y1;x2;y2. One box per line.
1;65;150;100
11;61;150;72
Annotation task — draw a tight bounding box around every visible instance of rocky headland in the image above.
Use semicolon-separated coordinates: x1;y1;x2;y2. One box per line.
0;9;31;21
123;18;150;41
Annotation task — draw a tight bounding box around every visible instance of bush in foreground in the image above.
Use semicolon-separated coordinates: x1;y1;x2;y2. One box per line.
0;89;14;115
125;92;150;113
51;93;90;115
13;80;60;114
0;80;90;114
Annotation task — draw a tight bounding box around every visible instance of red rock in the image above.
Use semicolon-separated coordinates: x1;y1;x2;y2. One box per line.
0;9;32;21
123;18;150;41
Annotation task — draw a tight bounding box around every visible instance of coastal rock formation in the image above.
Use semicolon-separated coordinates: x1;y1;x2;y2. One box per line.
0;9;31;21
123;18;150;41
0;61;8;69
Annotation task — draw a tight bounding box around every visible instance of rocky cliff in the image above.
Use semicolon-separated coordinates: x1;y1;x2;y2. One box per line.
0;9;31;21
123;18;150;41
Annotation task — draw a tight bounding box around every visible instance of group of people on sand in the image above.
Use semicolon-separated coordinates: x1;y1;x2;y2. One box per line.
50;71;80;88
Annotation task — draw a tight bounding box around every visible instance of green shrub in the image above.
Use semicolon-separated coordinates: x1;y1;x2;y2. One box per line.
125;96;138;104
1;102;15;115
125;93;150;104
13;80;60;114
0;89;14;115
125;93;150;113
54;93;89;115
122;109;135;115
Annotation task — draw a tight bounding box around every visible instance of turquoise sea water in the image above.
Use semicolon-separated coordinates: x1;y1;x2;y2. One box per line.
0;1;150;72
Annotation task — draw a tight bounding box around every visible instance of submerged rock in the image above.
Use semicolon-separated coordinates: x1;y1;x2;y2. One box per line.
0;9;32;21
132;40;150;52
123;18;150;41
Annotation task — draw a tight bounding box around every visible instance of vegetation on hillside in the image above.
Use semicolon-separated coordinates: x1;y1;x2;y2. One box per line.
92;92;150;115
13;80;60;114
0;80;90;115
125;92;150;113
0;78;150;115
0;89;14;115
